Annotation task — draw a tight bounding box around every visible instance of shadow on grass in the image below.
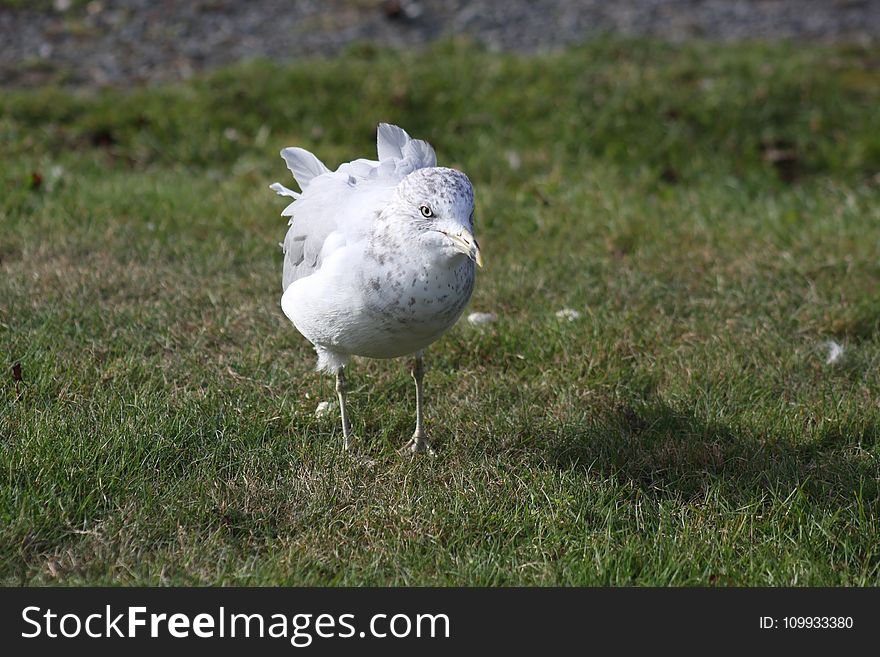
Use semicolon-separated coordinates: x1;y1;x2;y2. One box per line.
543;398;879;510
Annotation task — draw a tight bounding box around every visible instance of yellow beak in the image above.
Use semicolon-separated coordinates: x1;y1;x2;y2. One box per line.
446;229;483;268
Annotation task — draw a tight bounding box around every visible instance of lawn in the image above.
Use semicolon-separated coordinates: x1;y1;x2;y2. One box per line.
1;38;879;585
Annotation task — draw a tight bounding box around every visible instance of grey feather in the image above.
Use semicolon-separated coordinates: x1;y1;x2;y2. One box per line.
270;182;300;199
280;147;330;189
403;138;437;169
377;122;411;161
282;214;336;291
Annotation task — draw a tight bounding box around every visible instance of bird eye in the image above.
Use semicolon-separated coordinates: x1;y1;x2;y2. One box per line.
419;205;434;218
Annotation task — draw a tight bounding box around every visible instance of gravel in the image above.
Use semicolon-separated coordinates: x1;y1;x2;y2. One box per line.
2;0;879;87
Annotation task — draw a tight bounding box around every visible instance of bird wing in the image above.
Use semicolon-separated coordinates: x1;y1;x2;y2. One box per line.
272;123;437;291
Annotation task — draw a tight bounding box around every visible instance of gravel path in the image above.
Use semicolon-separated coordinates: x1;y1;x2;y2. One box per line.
2;0;879;87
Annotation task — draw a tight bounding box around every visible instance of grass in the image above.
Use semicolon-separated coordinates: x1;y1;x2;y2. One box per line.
2;37;880;585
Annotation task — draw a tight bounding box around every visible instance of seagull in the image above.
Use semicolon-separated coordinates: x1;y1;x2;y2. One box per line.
270;123;482;455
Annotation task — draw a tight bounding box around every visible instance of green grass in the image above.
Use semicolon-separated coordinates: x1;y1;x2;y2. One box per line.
2;38;880;585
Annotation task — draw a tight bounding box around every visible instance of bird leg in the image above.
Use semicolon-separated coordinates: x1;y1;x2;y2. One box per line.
400;352;435;456
335;367;354;450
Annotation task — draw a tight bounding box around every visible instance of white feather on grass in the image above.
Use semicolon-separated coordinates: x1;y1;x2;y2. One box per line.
468;312;497;325
824;340;845;365
555;308;581;322
314;401;335;418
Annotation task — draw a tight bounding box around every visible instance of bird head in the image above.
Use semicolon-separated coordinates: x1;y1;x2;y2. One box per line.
384;167;483;268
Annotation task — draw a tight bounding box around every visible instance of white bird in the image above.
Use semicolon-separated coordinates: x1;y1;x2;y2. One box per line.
271;123;482;454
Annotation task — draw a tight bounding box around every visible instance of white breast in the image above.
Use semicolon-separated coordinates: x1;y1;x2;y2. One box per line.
282;246;474;359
